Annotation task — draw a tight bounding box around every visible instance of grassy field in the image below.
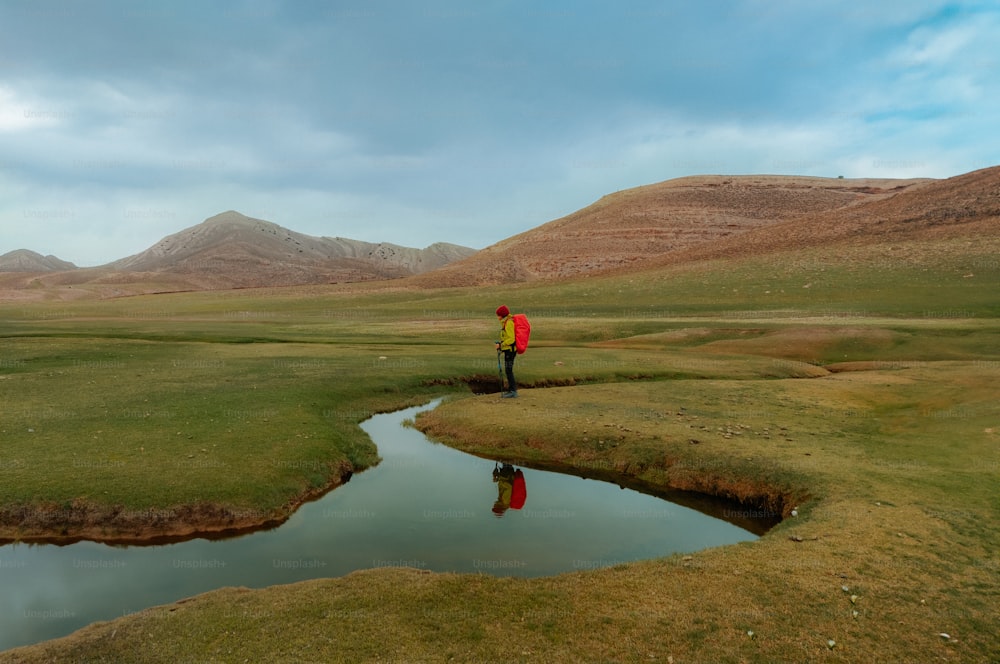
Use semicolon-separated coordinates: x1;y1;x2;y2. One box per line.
1;242;999;661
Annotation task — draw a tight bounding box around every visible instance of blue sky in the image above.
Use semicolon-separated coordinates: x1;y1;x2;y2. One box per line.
1;0;997;266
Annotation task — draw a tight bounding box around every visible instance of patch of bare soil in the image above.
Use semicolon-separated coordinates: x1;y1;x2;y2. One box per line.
424;375;586;395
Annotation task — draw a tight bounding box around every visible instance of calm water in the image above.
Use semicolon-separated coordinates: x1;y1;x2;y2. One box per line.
0;400;761;652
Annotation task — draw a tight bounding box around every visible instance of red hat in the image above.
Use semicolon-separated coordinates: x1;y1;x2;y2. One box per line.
495;305;510;317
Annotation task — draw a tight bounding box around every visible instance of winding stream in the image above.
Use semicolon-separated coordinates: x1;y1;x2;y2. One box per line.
0;400;763;652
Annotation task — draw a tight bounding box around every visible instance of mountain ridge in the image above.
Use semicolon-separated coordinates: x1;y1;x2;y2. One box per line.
108;210;475;279
0;249;77;272
3;166;997;300
0;211;476;296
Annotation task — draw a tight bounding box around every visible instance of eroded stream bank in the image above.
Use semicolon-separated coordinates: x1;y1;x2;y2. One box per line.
1;400;763;652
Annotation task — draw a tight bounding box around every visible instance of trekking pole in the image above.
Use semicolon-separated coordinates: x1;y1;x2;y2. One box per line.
496;347;505;393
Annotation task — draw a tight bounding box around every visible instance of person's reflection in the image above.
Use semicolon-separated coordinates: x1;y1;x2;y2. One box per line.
492;462;527;517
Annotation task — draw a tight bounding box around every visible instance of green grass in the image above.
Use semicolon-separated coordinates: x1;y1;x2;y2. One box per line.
0;332;479;537
2;237;999;661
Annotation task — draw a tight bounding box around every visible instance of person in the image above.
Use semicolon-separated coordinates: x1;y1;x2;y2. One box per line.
492;462;515;516
491;462;527;517
494;305;517;398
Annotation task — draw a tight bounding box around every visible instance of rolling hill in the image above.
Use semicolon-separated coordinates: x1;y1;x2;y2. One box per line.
410;174;933;287
659;165;1000;265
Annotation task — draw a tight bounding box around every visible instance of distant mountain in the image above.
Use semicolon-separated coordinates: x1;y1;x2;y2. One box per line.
102;211;475;288
0;249;77;272
0;211;476;298
6;166;996;301
410;174;932;287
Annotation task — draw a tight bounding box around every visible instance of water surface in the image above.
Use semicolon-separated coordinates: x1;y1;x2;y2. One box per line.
0;400;759;652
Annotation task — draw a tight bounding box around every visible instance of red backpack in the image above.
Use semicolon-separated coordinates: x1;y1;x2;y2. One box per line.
511;313;531;354
510;469;527;510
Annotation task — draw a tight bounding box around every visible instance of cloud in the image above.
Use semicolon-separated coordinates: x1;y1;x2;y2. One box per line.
0;0;997;266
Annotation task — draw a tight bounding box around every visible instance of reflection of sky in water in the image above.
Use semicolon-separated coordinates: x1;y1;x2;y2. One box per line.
0;400;756;652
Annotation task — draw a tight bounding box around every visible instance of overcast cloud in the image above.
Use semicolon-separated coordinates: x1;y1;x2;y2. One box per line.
1;0;997;266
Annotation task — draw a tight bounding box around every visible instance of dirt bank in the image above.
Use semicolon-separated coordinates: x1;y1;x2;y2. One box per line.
0;461;354;545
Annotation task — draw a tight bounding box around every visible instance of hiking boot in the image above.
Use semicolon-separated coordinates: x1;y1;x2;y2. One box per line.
501;391;518;398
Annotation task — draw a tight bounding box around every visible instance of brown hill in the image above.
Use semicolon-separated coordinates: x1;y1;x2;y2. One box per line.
0;212;476;299
0;249;77;272
109;211;476;287
650;165;1000;266
5;168;995;301
411;174;931;287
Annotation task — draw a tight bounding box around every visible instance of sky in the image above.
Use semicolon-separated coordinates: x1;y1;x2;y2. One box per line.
1;0;997;267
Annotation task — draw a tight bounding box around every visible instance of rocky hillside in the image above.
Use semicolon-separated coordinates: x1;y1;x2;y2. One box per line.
411;175;931;287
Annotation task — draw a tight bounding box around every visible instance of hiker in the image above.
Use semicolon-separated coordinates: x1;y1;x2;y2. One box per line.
492;462;515;516
495;305;517;398
491;462;527;517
